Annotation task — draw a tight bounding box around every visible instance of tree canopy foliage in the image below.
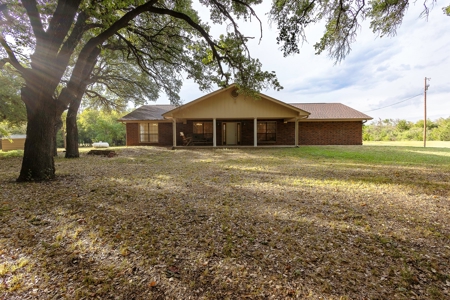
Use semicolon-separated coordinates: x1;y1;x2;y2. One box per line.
80;52;160;111
77;109;126;146
0;71;25;137
270;0;442;61
444;5;450;16
363;117;450;141
0;66;26;136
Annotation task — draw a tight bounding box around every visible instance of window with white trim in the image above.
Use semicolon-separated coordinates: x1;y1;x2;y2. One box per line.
140;123;158;143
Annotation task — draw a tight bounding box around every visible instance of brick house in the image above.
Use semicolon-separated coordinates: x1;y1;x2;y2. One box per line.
119;85;372;147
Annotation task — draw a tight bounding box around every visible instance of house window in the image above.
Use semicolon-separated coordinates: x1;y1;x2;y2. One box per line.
140;123;158;143
193;122;213;141
257;121;276;142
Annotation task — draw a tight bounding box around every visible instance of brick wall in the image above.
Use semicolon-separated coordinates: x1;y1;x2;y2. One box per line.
126;120;363;146
240;120;253;145
299;121;363;145
241;120;295;145
126;122;174;146
158;123;174;146
126;123;139;146
277;121;295;145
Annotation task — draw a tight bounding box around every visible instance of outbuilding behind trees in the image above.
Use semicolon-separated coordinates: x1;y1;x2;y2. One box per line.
1;134;26;152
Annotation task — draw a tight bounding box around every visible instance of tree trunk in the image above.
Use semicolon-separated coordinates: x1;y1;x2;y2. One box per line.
54;118;63;157
18;98;58;181
65;106;79;158
63;47;101;159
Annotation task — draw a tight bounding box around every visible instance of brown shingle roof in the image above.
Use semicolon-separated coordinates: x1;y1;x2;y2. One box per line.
290;103;372;120
119;102;371;122
119;105;175;121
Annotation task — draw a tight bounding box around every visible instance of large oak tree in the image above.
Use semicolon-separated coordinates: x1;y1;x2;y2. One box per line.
0;0;281;181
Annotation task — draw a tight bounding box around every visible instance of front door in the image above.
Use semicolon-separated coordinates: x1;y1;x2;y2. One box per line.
225;122;239;145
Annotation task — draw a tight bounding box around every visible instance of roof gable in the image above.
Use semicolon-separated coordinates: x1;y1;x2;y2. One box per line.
163;85;309;119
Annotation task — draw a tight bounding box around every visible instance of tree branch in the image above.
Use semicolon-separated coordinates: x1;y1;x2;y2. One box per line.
116;32;184;68
335;0;345;33
21;0;45;46
47;0;83;50
148;6;227;78
84;89;126;110
0;36;28;75
80;0;159;56
61;0;159;107
56;11;88;69
0;3;14;26
232;0;263;43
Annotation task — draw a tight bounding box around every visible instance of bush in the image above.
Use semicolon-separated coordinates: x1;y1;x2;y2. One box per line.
364;118;449;142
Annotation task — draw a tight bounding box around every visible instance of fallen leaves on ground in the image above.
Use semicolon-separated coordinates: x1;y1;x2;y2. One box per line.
0;146;449;299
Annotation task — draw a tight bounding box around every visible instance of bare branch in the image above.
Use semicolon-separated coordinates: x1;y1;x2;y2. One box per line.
231;0;263;43
116;31;184;67
0;36;28;75
85;89;126;110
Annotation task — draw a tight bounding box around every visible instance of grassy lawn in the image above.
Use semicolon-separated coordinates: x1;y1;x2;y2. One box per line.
1;146;449;299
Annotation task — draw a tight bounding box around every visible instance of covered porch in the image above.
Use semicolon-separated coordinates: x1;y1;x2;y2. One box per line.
169;118;304;147
162;85;309;148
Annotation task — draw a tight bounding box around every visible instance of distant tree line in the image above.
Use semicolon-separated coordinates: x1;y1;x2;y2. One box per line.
363;118;450;141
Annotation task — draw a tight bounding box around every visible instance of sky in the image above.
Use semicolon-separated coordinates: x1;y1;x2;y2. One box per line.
155;2;450;123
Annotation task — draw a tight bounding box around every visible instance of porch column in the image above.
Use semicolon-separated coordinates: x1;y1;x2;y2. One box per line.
172;118;177;148
295;118;299;147
254;118;257;147
213;118;217;147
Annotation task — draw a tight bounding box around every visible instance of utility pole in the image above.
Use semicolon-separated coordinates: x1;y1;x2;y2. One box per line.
424;77;431;147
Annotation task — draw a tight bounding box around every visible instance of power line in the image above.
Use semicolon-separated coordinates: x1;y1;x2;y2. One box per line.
364;93;423;113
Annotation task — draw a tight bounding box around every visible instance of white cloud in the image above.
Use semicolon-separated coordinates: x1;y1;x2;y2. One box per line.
155;2;450;122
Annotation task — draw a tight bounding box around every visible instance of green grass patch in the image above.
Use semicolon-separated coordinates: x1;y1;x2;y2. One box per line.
279;145;450;168
0;150;23;159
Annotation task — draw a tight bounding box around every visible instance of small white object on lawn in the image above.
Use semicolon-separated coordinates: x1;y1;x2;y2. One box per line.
92;141;109;148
